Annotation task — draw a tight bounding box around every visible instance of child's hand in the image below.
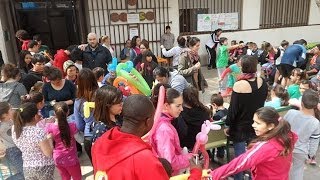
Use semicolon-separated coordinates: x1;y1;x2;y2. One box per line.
160;45;164;49
224;128;230;136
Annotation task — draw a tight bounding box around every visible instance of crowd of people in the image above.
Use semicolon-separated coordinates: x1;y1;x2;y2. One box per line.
0;27;319;180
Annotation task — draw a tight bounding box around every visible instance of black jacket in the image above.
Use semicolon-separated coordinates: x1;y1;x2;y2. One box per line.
81;44;112;70
22;70;43;92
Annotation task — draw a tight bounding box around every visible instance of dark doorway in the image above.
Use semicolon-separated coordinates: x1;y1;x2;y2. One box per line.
13;1;80;51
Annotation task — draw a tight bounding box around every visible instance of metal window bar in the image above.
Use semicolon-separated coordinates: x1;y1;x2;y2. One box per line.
87;0;170;57
260;0;310;29
179;0;243;35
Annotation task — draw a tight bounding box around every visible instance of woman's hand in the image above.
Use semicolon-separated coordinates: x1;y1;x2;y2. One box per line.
193;62;201;70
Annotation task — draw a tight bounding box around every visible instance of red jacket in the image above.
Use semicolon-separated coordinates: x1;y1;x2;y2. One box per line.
53;49;69;72
210;132;297;180
92;127;169;180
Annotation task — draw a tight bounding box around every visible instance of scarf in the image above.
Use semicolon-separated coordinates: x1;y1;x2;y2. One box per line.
188;50;200;64
237;73;256;81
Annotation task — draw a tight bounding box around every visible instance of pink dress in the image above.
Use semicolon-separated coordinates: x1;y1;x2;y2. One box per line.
150;113;190;175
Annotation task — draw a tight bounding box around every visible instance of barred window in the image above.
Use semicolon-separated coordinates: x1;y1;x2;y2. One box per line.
179;0;243;35
260;0;311;29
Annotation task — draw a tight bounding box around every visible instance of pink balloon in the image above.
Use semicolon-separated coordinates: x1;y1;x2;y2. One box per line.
145;85;165;141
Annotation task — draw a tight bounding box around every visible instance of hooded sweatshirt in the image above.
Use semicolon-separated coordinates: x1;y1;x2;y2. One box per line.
54;49;69;73
91;127;169;180
150;113;190;175
0;81;27;108
211;132;298;180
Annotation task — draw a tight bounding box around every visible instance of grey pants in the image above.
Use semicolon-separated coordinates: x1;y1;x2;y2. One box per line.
24;165;55;180
289;153;307;180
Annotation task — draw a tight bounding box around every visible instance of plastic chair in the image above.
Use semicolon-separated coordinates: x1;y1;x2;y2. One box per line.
157;57;169;66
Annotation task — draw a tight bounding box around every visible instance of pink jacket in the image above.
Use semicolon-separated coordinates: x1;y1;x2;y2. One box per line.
150;113;190;175
211;133;297;180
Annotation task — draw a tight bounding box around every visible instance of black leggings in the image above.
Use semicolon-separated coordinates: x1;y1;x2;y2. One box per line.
206;45;216;68
84;137;93;163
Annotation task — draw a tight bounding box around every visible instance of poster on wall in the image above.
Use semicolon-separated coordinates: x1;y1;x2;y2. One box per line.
197;12;239;31
129;27;139;40
110;9;155;25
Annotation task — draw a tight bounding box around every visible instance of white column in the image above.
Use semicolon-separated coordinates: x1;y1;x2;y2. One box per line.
242;0;261;30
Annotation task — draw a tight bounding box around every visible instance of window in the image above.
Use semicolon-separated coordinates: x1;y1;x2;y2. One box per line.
179;0;243;35
260;0;311;28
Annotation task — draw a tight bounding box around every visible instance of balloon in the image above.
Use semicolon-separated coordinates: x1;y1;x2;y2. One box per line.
116;61;151;96
113;76;140;95
143;85;165;141
107;57;118;72
192;120;221;169
83;102;95;118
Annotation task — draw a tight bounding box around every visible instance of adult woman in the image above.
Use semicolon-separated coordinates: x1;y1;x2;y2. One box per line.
161;36;187;69
18;50;33;75
101;35;115;57
73;68;98;162
225;55;268;180
42;66;76;118
178;37;207;92
133;39;158;69
205;28;222;70
0;64;27;108
130;36;142;62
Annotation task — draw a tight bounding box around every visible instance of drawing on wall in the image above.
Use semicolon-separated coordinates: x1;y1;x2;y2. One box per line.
198;13;239;31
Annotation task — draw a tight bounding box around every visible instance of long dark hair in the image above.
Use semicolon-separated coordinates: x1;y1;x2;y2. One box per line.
249;107;293;156
151;83;171;108
77;68;98;101
13;103;38;139
301;89;320;120
54;102;71;147
183;87;209;113
94;85;123;127
18;50;32;72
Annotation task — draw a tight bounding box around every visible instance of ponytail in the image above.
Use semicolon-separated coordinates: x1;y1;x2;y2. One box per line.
249;107;294;156
54;102;71;147
13;103;38;139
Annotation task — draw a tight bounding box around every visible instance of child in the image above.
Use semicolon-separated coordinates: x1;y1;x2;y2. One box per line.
0;102;24;179
209;93;228;161
21;92;55;128
12;102;55;180
30;81;44;93
91;85;123;143
284;90;320;179
216;37;243;92
287;68;307;99
140;50;158;89
274;40;289;87
264;84;289;108
219;57;242;97
150;88;192;175
63;60;79;84
46;102;82;180
92;67;105;87
210;107;297;179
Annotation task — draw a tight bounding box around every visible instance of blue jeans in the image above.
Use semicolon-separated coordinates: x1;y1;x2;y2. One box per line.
233;141;247;180
6;147;24;180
